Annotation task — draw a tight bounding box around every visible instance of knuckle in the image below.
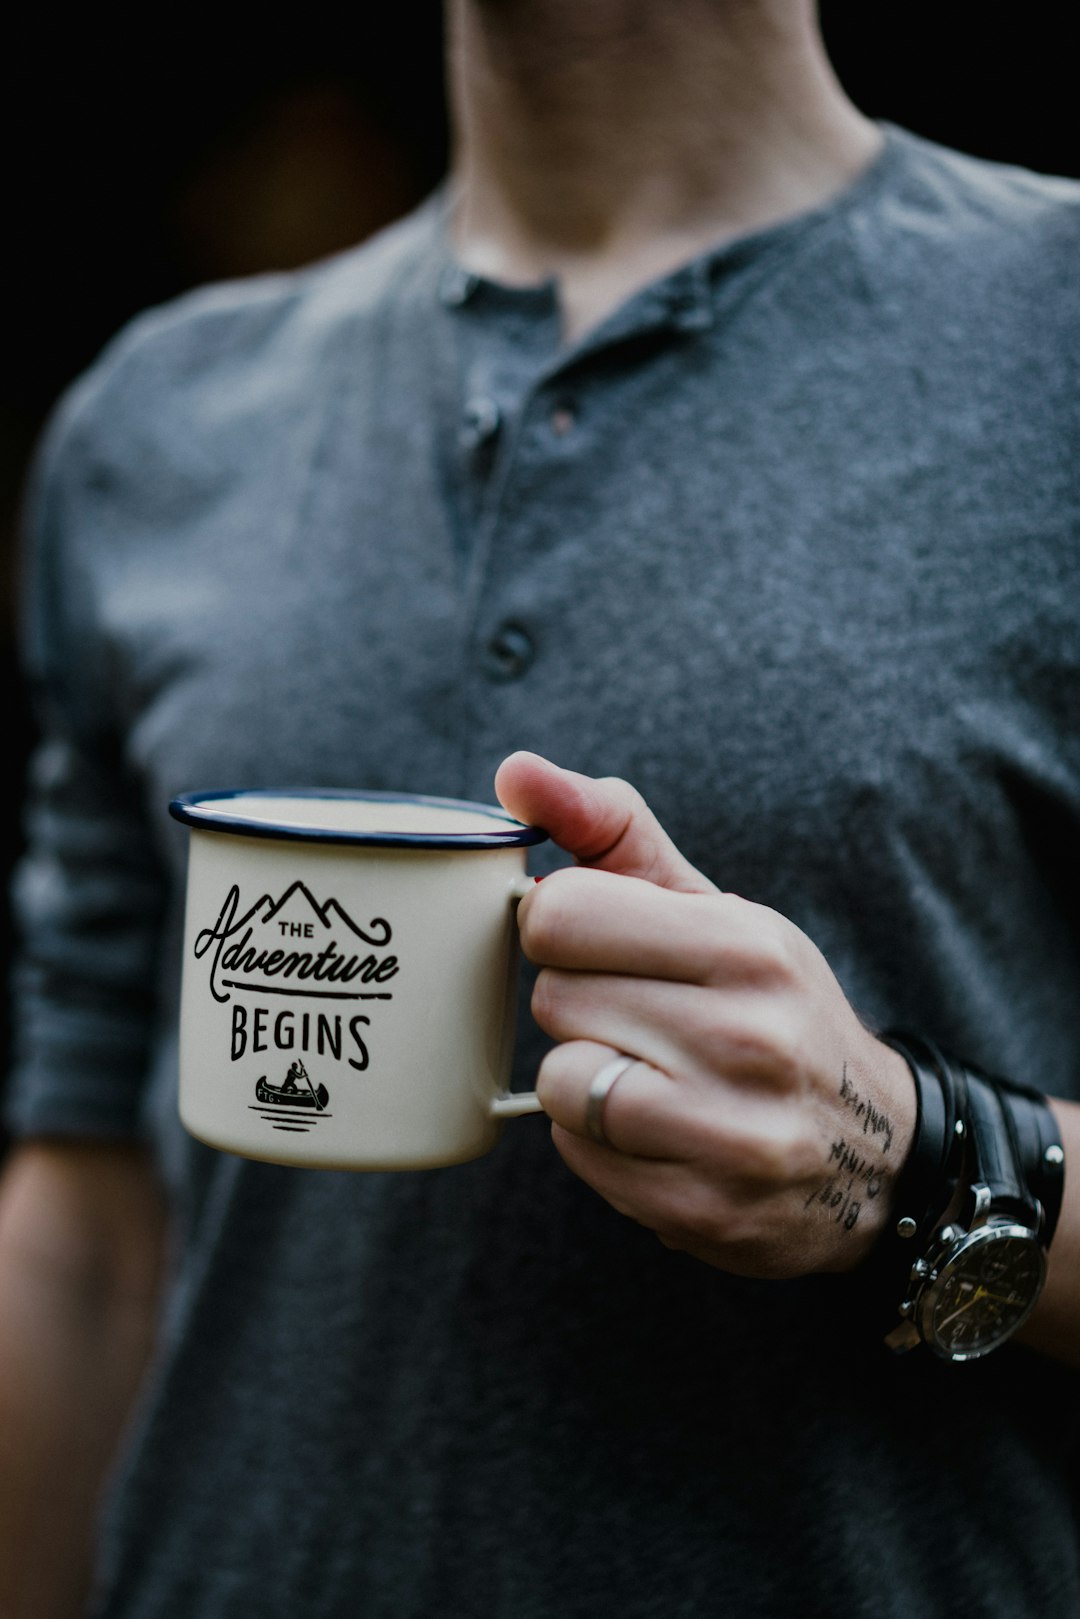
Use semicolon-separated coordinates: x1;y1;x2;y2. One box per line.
599;775;640;812
747;914;801;986
698;906;739;980
599;778;669;882
732;1116;819;1189
698;903;805;994
703;1003;806;1092
736;1129;802;1186
697;1005;760;1074
759;1013;806;1087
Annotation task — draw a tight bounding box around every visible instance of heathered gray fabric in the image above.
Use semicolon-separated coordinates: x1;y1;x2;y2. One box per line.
7;126;1080;1617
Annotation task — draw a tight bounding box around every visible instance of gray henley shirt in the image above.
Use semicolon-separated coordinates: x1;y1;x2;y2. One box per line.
7;125;1080;1617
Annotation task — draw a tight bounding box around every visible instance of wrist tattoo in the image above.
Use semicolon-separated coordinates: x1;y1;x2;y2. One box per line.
826;1137;886;1198
838;1062;894;1154
803;1065;897;1235
805;1175;864;1232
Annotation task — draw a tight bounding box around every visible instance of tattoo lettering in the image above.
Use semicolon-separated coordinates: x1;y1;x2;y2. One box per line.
826;1137;885;1199
838;1062;894;1155
803;1138;888;1232
804;1176;862;1233
804;1061;898;1235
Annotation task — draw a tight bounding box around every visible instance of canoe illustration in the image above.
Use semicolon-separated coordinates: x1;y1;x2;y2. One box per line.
255;1059;329;1110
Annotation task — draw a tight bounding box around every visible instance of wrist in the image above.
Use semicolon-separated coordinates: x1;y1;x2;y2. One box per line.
868;1035;1065;1361
818;1035;917;1273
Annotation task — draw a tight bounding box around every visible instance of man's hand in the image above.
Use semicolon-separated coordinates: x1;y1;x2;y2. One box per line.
496;751;915;1279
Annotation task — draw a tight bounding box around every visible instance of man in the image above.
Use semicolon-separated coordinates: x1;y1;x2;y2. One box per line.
2;2;1078;1614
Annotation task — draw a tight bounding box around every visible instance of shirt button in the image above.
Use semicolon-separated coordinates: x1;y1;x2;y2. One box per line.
440;265;478;307
461;396;502;451
483;623;535;681
550;402;576;437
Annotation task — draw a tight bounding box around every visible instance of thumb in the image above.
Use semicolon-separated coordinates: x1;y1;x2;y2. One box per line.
494;752;717;894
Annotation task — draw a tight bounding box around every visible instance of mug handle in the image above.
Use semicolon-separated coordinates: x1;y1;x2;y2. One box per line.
490;872;545;1119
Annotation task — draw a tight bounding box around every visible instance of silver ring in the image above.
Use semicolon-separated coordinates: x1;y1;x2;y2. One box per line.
584;1054;637;1146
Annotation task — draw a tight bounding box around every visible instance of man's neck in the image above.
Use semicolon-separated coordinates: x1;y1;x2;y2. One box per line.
447;0;882;342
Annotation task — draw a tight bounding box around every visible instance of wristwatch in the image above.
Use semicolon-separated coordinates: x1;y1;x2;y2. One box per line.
879;1036;1065;1362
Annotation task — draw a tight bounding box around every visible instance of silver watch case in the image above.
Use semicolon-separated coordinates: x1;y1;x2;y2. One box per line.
887;1186;1047;1361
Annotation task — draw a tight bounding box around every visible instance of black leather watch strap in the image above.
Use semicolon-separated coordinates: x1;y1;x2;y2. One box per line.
871;1034;1065;1352
879;1032;964;1241
963;1065;1065;1244
963;1071;1039;1220
872;1032;967;1315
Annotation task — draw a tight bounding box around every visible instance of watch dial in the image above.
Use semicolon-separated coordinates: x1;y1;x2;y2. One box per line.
923;1229;1046;1360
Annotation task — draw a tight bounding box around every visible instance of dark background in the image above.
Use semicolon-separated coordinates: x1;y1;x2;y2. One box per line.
2;5;1077;1095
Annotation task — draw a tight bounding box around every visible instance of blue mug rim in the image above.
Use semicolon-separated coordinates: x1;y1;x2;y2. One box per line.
168;788;549;850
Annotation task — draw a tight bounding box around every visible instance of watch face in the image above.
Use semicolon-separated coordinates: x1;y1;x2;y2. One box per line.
919;1224;1046;1361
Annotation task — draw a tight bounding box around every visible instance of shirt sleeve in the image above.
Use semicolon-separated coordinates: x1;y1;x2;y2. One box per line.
4;375;168;1141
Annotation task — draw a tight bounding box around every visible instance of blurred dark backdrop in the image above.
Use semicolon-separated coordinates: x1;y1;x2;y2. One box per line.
1;5;1078;1102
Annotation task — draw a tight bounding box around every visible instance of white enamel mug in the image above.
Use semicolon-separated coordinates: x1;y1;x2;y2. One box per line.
168;789;549;1170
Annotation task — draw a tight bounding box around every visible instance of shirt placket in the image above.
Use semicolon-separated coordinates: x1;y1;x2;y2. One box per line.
437;257;716;800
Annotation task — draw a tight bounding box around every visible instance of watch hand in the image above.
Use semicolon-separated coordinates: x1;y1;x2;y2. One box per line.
939;1284;1026;1335
937;1285;989;1333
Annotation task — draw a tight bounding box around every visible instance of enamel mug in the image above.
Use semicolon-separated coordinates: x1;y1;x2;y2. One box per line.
168;789;549;1170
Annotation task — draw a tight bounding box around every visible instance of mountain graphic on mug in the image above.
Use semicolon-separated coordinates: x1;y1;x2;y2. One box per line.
193;879;399;1003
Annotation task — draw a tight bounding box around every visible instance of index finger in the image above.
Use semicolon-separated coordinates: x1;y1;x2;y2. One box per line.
518;866;764;983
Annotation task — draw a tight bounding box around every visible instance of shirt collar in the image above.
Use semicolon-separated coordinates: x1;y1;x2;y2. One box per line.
433;127;901;348
436;243;715;354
